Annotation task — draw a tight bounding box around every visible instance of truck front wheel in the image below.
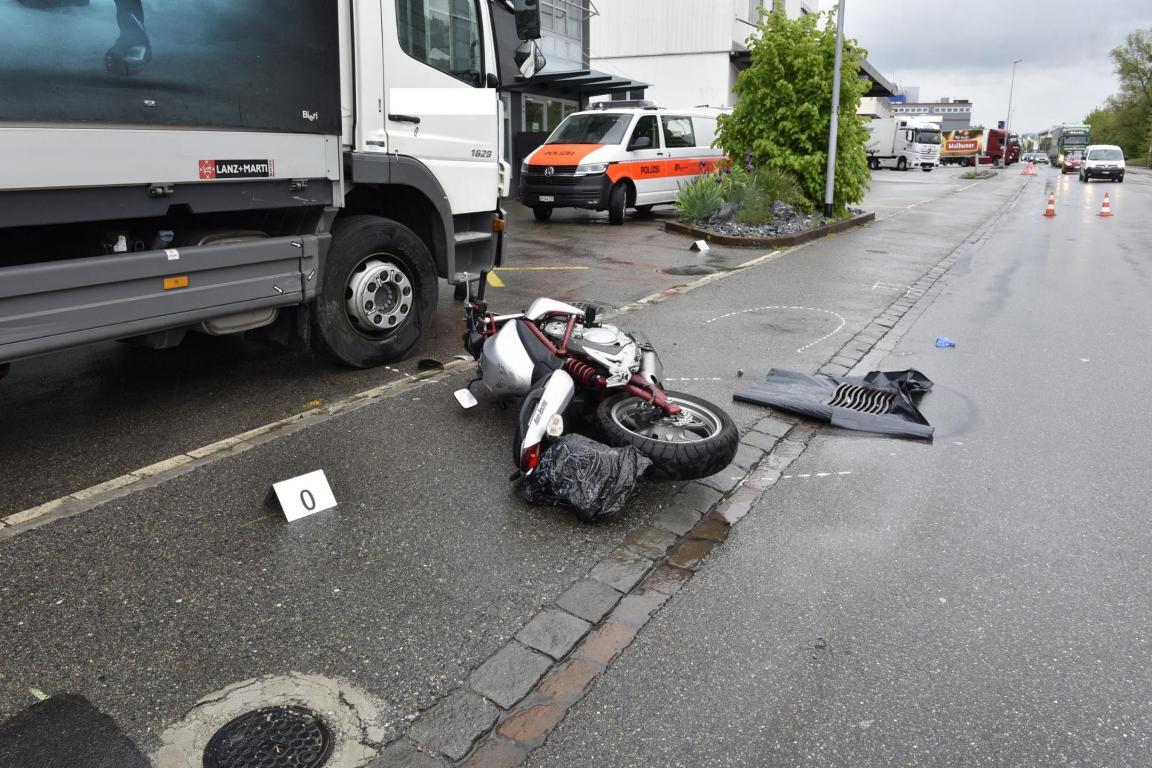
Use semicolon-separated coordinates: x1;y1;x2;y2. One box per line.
897;157;908;171
311;215;437;368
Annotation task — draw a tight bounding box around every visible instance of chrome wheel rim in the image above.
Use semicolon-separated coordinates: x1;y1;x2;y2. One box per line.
345;256;413;335
609;396;723;443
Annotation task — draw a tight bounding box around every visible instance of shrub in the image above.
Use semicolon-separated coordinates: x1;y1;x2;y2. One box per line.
716;7;871;215
754;167;809;210
675;174;724;222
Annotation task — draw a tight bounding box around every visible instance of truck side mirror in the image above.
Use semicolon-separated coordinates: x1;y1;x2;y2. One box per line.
515;0;542;40
514;40;546;78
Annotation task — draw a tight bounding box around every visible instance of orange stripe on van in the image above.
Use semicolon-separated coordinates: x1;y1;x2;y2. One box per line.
526;144;604;166
606;157;724;183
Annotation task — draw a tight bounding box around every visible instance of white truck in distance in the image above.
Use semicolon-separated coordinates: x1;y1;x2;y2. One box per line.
0;0;542;378
865;117;941;172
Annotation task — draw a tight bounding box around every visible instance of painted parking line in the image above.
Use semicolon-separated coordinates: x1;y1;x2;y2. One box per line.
487;265;590;288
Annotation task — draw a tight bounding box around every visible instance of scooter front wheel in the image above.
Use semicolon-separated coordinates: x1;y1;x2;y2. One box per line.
595;391;739;480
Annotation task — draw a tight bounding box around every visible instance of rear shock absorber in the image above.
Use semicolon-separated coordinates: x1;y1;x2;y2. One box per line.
564;358;605;388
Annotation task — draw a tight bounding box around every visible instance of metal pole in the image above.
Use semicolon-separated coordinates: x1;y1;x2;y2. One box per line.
823;0;846;218
1004;58;1021;166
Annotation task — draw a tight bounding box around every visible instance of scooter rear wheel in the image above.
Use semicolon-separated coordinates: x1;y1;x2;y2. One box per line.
595;390;739;480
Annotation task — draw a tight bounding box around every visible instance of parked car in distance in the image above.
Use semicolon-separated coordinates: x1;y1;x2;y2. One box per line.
1079;144;1125;183
1060;151;1083;174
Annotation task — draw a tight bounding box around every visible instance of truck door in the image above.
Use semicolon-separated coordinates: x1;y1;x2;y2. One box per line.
384;0;500;214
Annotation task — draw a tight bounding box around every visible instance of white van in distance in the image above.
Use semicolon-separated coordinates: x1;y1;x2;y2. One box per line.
519;102;729;224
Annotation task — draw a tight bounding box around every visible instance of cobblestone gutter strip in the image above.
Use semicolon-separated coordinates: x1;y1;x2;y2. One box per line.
367;417;817;768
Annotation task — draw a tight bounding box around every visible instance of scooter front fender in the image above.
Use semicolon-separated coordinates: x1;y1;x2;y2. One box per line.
518;369;576;474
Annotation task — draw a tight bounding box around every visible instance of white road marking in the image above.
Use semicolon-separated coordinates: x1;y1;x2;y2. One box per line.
664;377;724;382
781;471;853;480
704;306;847;353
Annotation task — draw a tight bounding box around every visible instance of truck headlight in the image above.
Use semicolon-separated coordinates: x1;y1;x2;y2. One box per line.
575;162;609;176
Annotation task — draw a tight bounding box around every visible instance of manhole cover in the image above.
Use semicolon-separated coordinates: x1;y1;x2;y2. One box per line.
203;706;333;768
659;265;719;276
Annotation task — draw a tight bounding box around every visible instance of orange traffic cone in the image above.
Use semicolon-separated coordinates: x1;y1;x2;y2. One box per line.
1021;161;1037;176
1097;193;1114;217
1042;193;1056;217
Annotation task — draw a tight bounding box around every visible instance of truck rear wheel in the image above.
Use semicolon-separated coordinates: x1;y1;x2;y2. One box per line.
311;215;437;368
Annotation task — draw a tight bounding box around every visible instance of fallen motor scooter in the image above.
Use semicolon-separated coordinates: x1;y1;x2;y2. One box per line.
454;289;738;480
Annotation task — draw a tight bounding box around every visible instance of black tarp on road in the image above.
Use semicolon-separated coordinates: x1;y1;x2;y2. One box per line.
735;368;934;440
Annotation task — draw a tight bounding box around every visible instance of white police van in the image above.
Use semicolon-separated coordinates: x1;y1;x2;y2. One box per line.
519;102;729;224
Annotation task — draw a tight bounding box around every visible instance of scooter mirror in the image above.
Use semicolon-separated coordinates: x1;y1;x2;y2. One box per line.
454;389;479;409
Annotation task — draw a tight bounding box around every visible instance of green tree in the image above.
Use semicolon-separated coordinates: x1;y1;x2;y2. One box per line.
1087;29;1152;160
716;7;869;216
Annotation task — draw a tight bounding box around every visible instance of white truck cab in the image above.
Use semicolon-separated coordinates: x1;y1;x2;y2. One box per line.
865;116;941;172
0;0;542;374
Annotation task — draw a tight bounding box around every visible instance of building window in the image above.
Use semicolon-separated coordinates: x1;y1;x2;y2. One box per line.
541;0;582;41
395;0;482;86
524;95;578;133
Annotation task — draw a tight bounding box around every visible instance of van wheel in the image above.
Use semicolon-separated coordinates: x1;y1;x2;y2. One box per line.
897;157;908;171
311;215;436;368
532;206;553;221
608;183;628;225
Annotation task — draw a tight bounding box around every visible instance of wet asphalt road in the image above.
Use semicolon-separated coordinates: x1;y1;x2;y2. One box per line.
0;167;959;516
2;164;1119;762
527;168;1152;767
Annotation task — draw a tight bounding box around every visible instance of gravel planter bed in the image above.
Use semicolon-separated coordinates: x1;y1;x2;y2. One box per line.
665;202;875;248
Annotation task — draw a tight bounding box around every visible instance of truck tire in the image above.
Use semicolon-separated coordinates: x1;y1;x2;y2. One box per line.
595;390;739;480
532;206;553;221
608;183;628;225
897;157;908;171
311;215;437;368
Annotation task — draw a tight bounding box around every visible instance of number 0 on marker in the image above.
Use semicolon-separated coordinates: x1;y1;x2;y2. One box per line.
272;470;337;521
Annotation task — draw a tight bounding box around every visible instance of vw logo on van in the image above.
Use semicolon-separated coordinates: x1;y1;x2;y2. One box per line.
544;166;555;177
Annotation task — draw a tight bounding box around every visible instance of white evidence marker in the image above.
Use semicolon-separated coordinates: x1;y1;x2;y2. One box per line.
272;469;337;522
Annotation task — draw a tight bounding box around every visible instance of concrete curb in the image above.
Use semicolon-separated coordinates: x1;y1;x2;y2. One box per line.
664;211;875;248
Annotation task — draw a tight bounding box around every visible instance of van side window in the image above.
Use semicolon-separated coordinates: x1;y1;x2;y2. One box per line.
630;115;660;149
396;0;483;87
692;116;718;148
662;116;695;148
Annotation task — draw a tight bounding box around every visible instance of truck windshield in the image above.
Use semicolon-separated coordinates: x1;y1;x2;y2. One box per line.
915;130;941;145
547;114;632;145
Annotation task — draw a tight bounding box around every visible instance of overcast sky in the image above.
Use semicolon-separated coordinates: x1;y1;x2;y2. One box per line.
819;0;1152;133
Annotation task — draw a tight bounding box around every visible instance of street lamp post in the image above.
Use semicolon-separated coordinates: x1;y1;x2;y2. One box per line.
1004;58;1022;166
823;0;847;218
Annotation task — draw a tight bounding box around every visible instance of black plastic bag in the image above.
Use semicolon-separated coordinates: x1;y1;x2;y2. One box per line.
734;368;935;439
522;434;653;521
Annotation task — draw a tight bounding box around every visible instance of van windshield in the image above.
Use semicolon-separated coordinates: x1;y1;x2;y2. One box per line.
547;114;632;145
1089;148;1124;161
